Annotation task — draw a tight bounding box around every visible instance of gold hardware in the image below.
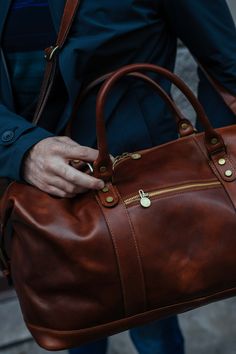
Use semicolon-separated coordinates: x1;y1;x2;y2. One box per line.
181;123;189;130
113;152;130;168
106;196;114;203
100;166;107;173
210;138;218;145
124;181;221;206
70;160;94;173
225;170;233;177
218;158;226;166
113;152;141;168
131;153;142;160
102;187;109;193
86;163;94;173
139;190;151;208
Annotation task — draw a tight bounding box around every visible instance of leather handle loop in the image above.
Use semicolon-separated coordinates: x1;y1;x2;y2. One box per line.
66;71;195;138
93;63;225;180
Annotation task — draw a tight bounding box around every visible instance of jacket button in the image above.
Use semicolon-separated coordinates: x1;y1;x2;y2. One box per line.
1;130;15;142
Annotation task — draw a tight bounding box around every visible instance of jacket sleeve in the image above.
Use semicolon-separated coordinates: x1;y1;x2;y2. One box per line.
0;103;53;181
163;0;236;126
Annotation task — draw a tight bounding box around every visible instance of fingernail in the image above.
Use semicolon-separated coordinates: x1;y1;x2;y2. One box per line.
98;181;105;189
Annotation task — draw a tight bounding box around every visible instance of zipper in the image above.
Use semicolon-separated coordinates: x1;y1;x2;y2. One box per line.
113;152;142;168
124;181;221;207
113;152;130;168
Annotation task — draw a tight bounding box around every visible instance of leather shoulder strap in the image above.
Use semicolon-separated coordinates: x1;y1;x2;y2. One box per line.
32;0;81;125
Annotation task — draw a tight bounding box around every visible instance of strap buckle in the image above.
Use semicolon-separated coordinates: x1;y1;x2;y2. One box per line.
44;45;60;61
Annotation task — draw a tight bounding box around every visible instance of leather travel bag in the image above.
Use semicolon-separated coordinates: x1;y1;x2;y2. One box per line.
1;0;236;351
1;64;236;350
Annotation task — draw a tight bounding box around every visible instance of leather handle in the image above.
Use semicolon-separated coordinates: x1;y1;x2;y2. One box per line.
93;63;226;181
67;71;196;138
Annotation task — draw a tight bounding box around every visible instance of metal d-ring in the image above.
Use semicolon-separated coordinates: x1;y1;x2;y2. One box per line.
86;163;94;173
44;45;60;61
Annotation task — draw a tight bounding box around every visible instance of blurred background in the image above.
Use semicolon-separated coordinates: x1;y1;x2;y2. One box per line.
229;0;236;21
0;1;236;353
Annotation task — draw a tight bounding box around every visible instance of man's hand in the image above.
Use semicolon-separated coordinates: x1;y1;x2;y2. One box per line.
23;136;105;198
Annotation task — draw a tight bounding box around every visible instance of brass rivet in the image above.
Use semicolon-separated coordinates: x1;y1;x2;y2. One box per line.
181;123;189;130
102;187;109;193
99;166;107;173
210;138;218;145
106;196;114;203
218;158;226;166
131;153;141;160
225;170;233;177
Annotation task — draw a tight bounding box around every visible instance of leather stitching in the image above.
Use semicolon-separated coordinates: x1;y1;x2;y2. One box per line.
25;285;236;334
95;194;128;316
209;162;236;212
115;186;148;312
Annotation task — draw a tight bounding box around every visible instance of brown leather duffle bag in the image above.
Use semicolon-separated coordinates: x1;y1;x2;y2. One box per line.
1;62;236;350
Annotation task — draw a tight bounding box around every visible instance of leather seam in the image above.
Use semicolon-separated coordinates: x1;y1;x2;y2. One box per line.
114;186;147;312
226;154;236;172
209;162;236;212
192;135;209;160
192;136;236;211
95;194;128;316
25;285;236;334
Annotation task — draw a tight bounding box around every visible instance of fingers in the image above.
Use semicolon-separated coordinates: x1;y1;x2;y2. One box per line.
54;163;105;190
23;136;106;198
46;186;77;198
53;137;99;162
47;176;88;195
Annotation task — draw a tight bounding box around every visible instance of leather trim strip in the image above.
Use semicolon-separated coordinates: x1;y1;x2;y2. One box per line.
26;286;236;351
96;186;147;317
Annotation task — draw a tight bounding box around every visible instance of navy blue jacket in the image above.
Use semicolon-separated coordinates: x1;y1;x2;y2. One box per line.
0;0;236;180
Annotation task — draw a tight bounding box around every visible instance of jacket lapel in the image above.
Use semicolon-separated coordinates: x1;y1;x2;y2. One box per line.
48;0;66;33
0;1;14;108
0;0;12;42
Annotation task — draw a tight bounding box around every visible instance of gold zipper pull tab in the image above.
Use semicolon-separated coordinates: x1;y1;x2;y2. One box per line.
139;190;151;208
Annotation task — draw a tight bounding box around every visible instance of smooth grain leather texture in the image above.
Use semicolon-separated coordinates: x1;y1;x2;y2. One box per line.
0;64;236;350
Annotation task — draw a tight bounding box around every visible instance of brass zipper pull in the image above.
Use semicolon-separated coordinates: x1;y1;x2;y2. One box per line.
139;190;151;208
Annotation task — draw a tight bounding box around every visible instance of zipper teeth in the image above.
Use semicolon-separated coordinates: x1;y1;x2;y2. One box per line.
124;181;221;205
113;153;131;168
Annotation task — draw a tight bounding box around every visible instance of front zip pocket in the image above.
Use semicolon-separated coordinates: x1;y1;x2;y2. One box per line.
124;181;221;208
